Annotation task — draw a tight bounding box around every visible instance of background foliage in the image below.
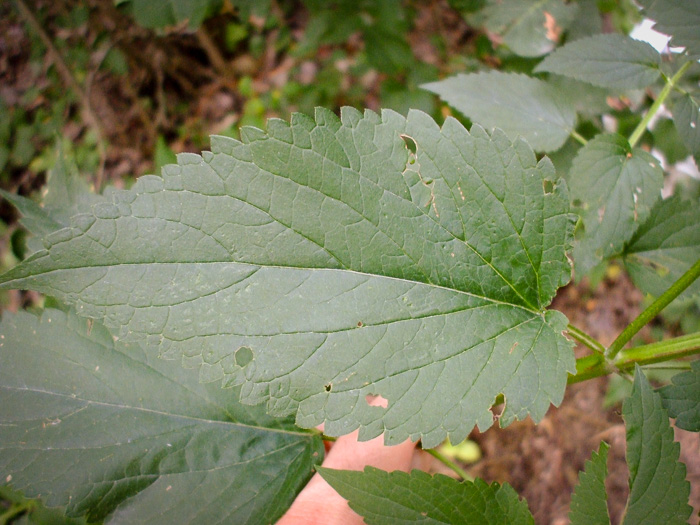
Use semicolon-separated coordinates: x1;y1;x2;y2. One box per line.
1;0;699;523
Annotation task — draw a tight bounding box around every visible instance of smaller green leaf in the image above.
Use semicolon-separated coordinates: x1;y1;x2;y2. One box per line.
480;0;578;57
0;146;103;254
0;189;61;241
637;0;700;56
658;360;700;432
672;93;700;156
569;442;611;525
0;308;323;523
39;146;104;229
623;195;700;299
0;486;88;525
570;133;663;276
652;118;689;164
534;34;661;91
318;466;534;525
422;71;576;152
621;366;692;525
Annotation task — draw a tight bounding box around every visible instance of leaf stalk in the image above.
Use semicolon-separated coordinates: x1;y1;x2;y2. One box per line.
566;324;605;354
423;447;473;482
570;129;588;146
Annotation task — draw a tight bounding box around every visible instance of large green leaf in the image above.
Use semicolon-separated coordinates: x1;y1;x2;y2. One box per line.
0;308;323;523
637;0;700;56
534;34;662;91
658;360;700;432
621;366;692;525
0;108;576;449
479;0;578;57
569;442;611;525
623;195;700;299
570;133;664;276
422;72;576;152
318;467;534;524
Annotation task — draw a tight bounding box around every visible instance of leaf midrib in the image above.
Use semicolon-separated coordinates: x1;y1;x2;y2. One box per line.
1;260;541;315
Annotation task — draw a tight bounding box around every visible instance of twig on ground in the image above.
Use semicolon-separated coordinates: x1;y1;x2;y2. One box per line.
14;0;108;191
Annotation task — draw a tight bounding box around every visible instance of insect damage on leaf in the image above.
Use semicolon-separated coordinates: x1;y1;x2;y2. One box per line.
0;107;576;448
401;133;440;216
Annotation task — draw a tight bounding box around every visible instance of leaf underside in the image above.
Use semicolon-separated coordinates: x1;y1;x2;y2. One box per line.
422;72;576;153
0;108;576;448
621;367;692;525
318;466;534;525
0;309;322;523
534;33;661;91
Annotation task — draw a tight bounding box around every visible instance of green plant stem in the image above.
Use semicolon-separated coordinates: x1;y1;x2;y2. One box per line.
423;448;473;482
637;361;693;371
615;332;700;369
628;60;692;148
568;354;608;384
570;129;588;146
606;257;700;359
569;332;700;384
566;324;605;354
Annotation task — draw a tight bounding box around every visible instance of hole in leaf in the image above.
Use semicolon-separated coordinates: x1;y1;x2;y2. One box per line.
324;383;332;392
234;346;254;367
365;394;389;408
543;179;554;194
572;198;582;207
400;134;417;154
490;393;505;423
